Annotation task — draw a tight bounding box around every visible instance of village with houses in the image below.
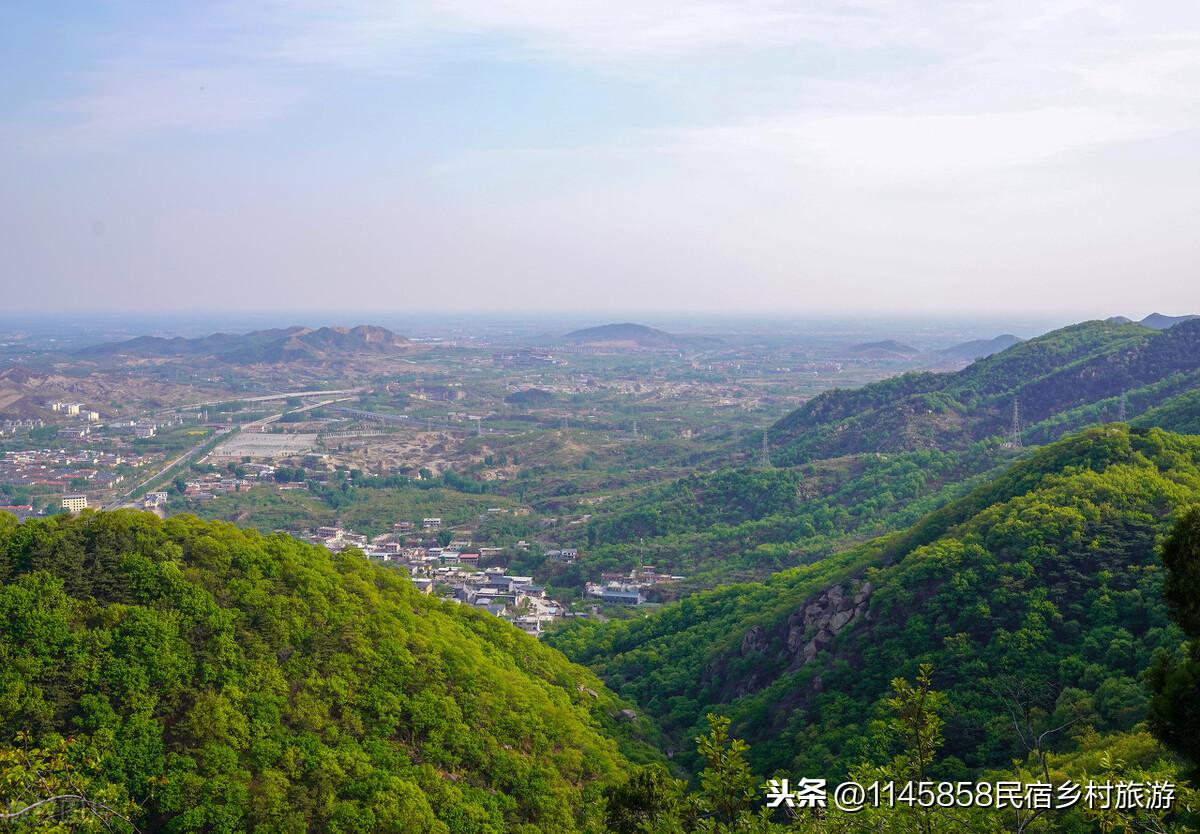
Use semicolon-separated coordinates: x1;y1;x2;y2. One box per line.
288;515;685;637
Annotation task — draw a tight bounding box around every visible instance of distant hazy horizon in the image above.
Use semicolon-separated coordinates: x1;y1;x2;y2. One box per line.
4;2;1199;314
0;309;1177;350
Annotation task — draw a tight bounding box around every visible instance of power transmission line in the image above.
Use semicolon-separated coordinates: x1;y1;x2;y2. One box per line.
1006;397;1023;448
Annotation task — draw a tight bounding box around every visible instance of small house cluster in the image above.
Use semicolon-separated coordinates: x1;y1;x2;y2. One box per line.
1;418;45;436
585;565;684;606
438;568;564;636
179;472;254;500
296;521;573;636
543;548;578;564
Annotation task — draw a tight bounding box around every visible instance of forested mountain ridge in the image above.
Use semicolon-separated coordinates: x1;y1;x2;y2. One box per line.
548;320;1199;588
0;511;658;833
548;426;1200;781
770;318;1200;463
571;445;1007;586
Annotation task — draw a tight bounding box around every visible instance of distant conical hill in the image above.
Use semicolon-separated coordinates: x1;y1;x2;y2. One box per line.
846;339;919;358
1139;312;1199;330
938;333;1023;360
560;322;685;350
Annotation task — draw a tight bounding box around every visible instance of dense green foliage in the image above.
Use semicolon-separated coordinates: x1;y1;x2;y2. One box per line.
575;446;1005;585
770;319;1200;462
0;732;138;832
505;389;555;408
550;427;1200;784
600;670;1198;833
0;511;658;833
180;484;510;537
1136;387;1200;436
1148;506;1200;778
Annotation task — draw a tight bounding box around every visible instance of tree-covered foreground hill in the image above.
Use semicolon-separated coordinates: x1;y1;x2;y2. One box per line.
548;426;1200;782
0;511;659;833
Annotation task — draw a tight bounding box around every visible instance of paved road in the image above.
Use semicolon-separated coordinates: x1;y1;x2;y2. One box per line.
105;427;235;509
241;396;357;431
111;394;361;507
155;388;366;417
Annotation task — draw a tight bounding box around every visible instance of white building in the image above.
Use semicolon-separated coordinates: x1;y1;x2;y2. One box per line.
62;494;88;512
143;492;169;508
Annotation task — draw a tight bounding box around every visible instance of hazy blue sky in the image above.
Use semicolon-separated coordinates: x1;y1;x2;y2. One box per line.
2;1;1198;316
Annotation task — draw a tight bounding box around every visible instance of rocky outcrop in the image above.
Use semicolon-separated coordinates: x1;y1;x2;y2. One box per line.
784;580;873;666
708;578;875;705
740;625;769;655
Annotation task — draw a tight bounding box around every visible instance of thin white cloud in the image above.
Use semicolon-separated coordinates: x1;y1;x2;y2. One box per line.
668;108;1187;182
40;63;301;150
1072;44;1200;100
262;0;922;65
1020;0;1125;32
19;0;1200;150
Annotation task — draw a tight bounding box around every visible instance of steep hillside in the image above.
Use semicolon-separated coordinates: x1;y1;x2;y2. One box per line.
0;511;657;833
0;367;50;418
78;324;412;364
549;426;1200;780
770;319;1200;462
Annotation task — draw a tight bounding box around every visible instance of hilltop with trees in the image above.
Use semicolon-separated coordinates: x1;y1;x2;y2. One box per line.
0;511;658;833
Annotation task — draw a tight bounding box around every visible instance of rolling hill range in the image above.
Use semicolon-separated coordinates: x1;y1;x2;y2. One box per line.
0;511;658;833
937;333;1022;361
548;425;1200;780
78;324;413;364
837;335;1022;362
769;318;1200;463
